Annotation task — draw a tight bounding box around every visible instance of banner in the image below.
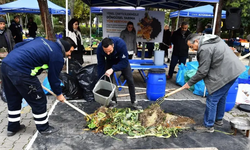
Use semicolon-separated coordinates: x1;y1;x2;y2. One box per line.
103;9;165;42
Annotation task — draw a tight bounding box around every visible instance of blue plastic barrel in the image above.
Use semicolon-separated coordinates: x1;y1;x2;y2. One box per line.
146;69;166;101
225;79;238;112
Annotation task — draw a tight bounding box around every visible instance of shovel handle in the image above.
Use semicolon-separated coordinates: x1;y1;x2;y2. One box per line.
41;85;91;119
164;87;184;98
239;52;250;60
63;101;91;118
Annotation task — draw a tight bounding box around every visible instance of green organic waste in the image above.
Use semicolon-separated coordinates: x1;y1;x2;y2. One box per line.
85;104;195;139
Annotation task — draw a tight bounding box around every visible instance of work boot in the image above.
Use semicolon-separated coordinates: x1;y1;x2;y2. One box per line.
167;75;172;80
40;125;59;136
131;101;142;110
214;120;223;126
108;101;118;108
193;125;214;133
7;124;26;137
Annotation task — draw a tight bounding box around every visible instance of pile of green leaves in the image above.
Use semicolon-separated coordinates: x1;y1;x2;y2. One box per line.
85;107;182;139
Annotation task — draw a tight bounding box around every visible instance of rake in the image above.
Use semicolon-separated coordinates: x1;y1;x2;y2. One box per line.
41;85;91;119
155;87;185;105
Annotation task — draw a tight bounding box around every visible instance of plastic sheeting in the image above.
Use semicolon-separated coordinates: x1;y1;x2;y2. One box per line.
31;100;250;150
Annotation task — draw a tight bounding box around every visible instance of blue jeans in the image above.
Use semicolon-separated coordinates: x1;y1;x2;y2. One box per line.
168;54;187;77
204;78;237;127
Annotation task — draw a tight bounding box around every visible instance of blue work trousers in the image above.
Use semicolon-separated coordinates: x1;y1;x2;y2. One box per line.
2;63;49;132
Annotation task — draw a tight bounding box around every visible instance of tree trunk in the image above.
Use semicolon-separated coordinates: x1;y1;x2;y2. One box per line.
171;18;176;32
37;0;56;41
196;18;203;33
0;0;6;4
70;0;75;19
214;0;223;36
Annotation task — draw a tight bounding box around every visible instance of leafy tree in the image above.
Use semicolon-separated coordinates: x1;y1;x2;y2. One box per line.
74;0;96;27
50;0;96;27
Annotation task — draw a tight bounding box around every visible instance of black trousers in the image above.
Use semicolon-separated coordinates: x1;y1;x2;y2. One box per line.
128;54;133;59
106;62;136;103
2;63;49;132
168;54;187;77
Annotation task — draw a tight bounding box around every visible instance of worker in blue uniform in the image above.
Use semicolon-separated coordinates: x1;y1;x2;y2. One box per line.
2;37;76;136
96;37;142;109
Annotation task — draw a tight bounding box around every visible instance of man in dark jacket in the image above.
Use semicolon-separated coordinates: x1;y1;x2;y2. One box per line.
167;22;191;79
27;17;37;38
2;37;76;137
9;15;23;43
96;37;141;109
159;25;171;62
183;34;245;133
202;24;212;34
0;17;15;53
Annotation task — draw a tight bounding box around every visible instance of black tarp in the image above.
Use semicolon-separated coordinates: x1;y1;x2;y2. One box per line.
31;100;250;150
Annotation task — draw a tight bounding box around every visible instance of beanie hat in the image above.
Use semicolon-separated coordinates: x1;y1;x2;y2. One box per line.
0;17;6;23
59;38;72;52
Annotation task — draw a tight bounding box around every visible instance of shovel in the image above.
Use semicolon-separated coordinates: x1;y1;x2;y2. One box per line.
155;87;185;105
41;85;91;119
239;52;250;60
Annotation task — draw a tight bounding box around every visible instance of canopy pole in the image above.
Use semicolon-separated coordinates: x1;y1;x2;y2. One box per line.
212;3;219;35
66;0;69;74
90;8;92;62
176;11;180;30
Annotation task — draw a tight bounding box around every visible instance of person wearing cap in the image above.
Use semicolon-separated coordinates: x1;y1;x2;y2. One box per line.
9;15;23;43
2;37;76;136
0;17;15;53
202;24;212;34
96;37;142;110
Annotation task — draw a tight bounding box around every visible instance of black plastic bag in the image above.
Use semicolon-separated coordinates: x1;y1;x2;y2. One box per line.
68;60;83;77
59;72;83;100
76;64;99;102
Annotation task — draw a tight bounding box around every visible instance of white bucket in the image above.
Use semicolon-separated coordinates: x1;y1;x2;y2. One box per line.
154;50;165;66
92;75;116;106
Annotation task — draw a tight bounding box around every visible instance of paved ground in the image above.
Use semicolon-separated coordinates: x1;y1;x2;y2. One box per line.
0;54;249;150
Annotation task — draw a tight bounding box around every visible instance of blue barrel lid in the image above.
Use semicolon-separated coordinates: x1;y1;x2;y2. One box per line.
148;69;166;74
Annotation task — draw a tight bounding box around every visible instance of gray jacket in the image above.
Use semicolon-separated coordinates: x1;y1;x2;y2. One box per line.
188;35;245;94
120;29;137;53
4;28;15;52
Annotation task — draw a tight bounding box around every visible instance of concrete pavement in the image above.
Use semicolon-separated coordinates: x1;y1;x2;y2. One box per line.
0;54;249;150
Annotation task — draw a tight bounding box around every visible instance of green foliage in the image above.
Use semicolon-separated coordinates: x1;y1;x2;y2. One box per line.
50;0;65;7
79;26;97;36
188;18;211;33
34;15;42;26
74;0;96;26
54;25;65;34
